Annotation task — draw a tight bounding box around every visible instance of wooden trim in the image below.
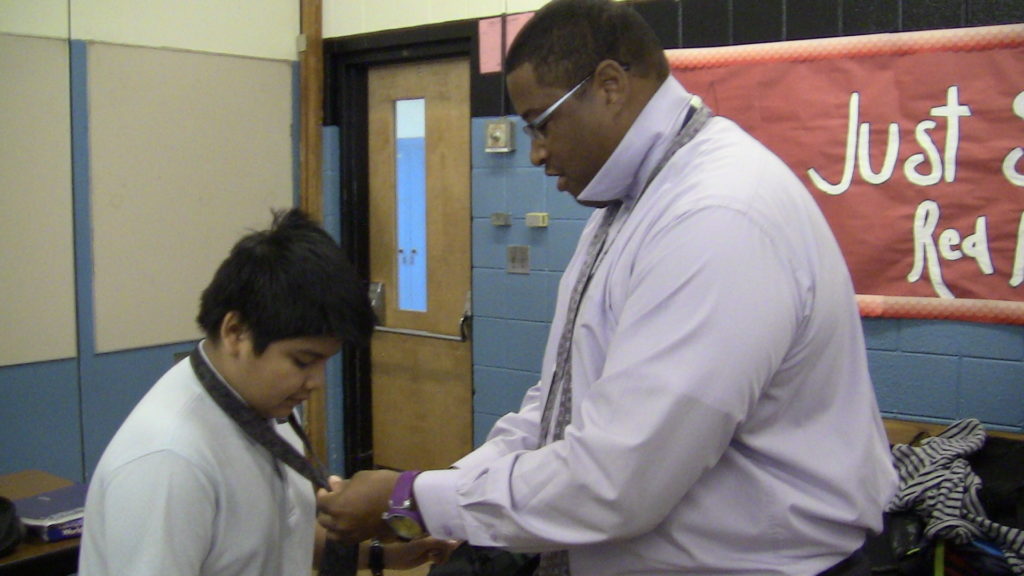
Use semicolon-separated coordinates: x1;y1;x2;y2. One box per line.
884;418;1023;445
299;0;327;464
300;0;324;220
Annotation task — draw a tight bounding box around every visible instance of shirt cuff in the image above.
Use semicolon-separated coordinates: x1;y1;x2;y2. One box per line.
414;468;466;541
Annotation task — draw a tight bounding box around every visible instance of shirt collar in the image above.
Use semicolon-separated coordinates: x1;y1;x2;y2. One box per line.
576;77;695;206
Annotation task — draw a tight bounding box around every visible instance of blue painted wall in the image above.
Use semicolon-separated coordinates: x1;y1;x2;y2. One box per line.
0;359;81;480
865;318;1024;429
469;117;592;443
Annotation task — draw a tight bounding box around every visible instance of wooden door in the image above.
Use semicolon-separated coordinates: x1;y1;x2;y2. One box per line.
367;58;472;471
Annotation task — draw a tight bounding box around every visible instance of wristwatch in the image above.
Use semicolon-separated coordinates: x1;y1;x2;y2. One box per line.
368;539;384;576
382;470;426;541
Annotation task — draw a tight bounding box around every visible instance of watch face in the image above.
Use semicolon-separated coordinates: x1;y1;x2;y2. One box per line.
385;513;425;540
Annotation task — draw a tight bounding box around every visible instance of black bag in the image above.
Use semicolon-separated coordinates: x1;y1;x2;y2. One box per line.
0;497;24;557
427;543;538;576
968;435;1024;530
864;511;1016;576
863;511;933;575
865;433;1024;575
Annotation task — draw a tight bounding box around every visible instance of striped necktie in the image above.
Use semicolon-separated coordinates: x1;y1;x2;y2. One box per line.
538;201;621;447
535;201;619;576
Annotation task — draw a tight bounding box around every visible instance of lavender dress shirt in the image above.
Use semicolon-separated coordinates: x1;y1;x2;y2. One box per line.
415;77;897;576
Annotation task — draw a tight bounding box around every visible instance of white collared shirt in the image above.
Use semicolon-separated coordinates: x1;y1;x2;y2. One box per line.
79;357;315;576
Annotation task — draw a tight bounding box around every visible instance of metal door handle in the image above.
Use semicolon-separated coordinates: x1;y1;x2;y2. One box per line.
375;325;465;341
369;286;471;342
459;311;470;341
459;290;472;341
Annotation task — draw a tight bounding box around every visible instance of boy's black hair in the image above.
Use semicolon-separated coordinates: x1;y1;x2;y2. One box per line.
505;0;669;89
196;208;375;353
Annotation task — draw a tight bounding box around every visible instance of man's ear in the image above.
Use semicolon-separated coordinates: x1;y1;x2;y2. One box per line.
219;311;249;356
593;59;630;109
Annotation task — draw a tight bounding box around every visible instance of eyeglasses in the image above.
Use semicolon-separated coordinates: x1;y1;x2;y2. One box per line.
521;73;593;141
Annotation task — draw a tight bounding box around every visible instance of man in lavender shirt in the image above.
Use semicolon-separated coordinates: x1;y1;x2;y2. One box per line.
317;1;897;574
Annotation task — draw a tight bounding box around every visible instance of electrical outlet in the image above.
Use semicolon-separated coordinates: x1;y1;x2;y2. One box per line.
507;245;530;274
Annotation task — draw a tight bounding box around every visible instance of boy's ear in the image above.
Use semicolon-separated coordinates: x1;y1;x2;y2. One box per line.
219;311;249;355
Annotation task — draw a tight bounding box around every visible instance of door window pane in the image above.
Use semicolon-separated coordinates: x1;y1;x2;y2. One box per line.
395;99;427;312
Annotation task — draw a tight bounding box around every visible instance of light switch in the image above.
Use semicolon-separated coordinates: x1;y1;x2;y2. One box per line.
525;212;549;228
485;119;515;153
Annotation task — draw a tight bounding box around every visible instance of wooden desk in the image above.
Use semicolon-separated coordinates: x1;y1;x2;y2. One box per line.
884;418;1024;445
0;470;80;576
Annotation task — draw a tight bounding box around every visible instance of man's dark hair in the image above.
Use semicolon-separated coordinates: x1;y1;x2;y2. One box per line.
505;0;669;89
196;208;375;353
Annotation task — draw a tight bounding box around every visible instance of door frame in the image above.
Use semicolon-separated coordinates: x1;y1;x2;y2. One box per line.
324;21;474;475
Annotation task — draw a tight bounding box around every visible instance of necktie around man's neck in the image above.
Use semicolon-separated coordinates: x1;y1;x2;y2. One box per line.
538;202;621;447
534;202;620;576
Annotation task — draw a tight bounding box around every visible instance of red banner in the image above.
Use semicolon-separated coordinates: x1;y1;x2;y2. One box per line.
668;25;1024;324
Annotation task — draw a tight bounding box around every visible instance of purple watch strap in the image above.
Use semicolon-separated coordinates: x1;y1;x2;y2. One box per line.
390;470;420;506
389;470;424;527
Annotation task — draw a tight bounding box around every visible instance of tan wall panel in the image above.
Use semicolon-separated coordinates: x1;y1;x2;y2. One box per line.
0;34;76;367
88;43;294;353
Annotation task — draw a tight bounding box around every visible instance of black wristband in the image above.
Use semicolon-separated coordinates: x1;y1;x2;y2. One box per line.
319;539;358;576
369;539;385;576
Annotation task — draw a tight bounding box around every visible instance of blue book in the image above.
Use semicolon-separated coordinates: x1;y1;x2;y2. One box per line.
12;483;87;542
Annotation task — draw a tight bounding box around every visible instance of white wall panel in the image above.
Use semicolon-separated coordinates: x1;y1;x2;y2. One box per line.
71;0;299;60
324;0;633;38
325;0;505;38
365;0;431;37
0;0;68;38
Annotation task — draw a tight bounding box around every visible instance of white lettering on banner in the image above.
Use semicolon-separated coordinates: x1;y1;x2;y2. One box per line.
1011;212;1024;287
1004;91;1024;187
859;121;900;185
908;200;994;297
929;86;971;183
809;86;972;194
810;92;860;195
908;200;954;298
905;120;944;186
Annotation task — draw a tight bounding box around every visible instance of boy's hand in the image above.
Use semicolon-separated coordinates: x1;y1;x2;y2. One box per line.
385;537;461;569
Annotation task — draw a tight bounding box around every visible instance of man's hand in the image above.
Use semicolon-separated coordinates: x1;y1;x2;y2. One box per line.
316;470;400;543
